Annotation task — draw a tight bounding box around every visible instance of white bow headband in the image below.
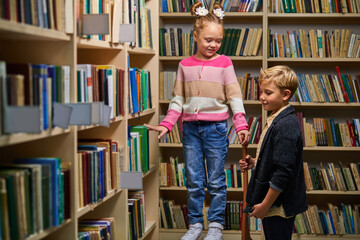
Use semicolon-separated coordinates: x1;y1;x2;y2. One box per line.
195;6;225;20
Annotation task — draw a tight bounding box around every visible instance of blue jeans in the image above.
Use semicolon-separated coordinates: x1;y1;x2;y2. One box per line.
182;120;229;225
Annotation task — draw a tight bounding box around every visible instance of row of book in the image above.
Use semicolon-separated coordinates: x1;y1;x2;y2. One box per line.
160;156;248;188
158;116;183;144
159;27;263;57
159;71;261;101
77;65;125;118
294;71;360;103
0;61;70;134
159;199;262;231
127;126;150;173
77;138;123;209
0;158;70;240
268;29;360;58
0;0;73;32
128;68;153;114
159;28;197;57
303;161;360;192
298;115;360;147
161;0;263;12
160;198;360;235
228;116;262;144
122;0;153;48
295;203;360;235
268;0;360;13
128;191;146;240
76;0;153;48
78;218;117;240
218;28;263;56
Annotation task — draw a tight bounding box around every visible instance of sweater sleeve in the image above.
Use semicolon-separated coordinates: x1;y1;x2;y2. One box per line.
223;60;248;132
159;63;185;132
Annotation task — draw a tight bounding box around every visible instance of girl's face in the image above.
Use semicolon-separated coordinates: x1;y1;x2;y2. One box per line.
193;22;223;60
259;80;290;114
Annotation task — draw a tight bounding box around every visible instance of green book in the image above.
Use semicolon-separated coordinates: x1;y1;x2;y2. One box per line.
130;126;149;173
0;170;21;240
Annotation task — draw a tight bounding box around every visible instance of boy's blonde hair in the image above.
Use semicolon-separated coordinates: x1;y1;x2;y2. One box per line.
259;65;298;98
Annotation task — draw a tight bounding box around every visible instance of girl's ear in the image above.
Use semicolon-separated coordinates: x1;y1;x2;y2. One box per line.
193;31;198;42
282;89;292;101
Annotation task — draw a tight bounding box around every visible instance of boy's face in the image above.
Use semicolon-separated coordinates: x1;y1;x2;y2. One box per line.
193;22;223;60
259;80;291;114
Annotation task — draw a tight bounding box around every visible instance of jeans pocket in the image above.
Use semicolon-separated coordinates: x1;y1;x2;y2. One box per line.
213;121;227;136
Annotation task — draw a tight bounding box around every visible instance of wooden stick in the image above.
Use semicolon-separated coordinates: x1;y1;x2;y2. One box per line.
241;135;252;240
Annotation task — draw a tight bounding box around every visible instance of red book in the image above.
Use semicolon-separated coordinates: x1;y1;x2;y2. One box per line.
335;66;350;103
346;119;357;147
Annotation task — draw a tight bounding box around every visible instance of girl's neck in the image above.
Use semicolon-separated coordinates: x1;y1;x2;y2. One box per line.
193;52;220;61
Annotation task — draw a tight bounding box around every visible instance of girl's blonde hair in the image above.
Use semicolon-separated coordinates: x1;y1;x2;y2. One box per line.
190;2;224;33
259;65;299;98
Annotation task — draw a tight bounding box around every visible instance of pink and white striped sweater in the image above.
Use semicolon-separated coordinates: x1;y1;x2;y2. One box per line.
159;55;248;133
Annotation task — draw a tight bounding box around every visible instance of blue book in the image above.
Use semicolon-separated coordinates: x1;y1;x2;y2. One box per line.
79;220;112;237
162;0;168;12
239;29;249;56
14;158;61;227
329;118;338;146
129;68;139;113
296;33;302;58
319;75;330;102
47;65;57;103
341;203;350;234
318;211;329;234
78;145;97;203
327;210;336;234
32;64;49;130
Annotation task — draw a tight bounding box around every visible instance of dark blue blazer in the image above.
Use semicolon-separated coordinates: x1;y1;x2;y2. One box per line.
246;105;308;217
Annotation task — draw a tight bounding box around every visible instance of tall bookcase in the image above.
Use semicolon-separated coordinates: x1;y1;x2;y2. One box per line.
158;1;360;240
0;0;159;239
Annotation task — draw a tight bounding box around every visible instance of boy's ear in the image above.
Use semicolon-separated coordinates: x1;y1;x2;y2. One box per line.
282;89;292;101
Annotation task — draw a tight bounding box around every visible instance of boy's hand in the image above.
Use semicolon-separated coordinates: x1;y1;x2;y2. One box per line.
249;202;270;220
143;124;169;139
239;155;255;171
237;130;250;146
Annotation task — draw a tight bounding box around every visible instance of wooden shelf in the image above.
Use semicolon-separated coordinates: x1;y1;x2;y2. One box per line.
139;221;157;240
159;99;262;106
303;146;360;151
76;189;123;218
77;38;124;50
143;165;157;178
127;47;156;55
25;219;72;240
159;12;263;22
268;57;360;63
0;128;71;147
159;143;258;149
127;108;157;120
0;19;71;41
268;13;360;24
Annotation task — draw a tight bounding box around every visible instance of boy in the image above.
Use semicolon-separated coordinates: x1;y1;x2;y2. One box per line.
239;65;308;240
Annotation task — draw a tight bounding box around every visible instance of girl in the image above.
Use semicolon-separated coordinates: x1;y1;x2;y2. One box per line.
145;2;250;240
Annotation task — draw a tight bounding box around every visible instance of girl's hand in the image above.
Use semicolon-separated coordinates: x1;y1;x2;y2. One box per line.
249;202;270;220
239;155;255;171
237;129;250;146
143;124;169;139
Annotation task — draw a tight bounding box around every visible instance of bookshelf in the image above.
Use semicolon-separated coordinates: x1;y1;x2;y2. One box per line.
158;0;360;239
0;0;159;240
